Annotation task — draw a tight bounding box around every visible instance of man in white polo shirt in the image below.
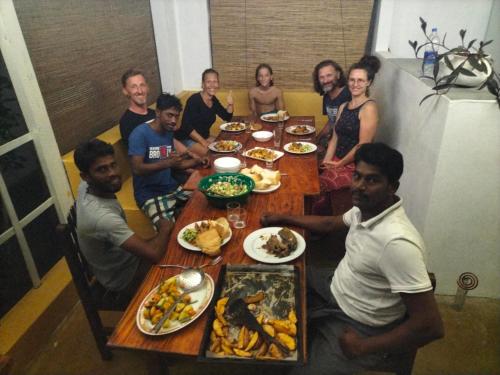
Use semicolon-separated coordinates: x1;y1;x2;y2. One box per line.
261;143;444;374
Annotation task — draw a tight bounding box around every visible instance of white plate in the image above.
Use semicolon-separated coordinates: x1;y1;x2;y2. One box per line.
136;274;215;336
253;181;281;194
260;114;290;122
244;147;285;162
285;125;315;135
208;141;242;153
220;122;246;132
283;142;317;154
243;227;306;264
177;221;232;251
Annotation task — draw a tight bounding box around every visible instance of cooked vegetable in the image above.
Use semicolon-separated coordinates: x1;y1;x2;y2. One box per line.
206;181;248;196
182;228;198;244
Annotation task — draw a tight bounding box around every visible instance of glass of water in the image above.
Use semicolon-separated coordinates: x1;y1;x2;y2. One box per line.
226;202;240;224
273;127;281;149
233;208;247;229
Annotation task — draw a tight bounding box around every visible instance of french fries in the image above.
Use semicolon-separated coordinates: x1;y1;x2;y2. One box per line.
208;296;298;360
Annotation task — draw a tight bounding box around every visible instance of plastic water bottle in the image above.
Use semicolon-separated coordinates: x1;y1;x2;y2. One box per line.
423;27;440;77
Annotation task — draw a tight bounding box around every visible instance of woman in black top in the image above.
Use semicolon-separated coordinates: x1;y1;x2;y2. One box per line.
176;69;234;156
314;56;380;214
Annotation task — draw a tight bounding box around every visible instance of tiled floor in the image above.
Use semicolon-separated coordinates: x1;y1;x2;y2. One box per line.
12;293;500;375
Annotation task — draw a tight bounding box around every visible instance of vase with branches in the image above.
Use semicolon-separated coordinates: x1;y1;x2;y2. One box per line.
408;17;500;107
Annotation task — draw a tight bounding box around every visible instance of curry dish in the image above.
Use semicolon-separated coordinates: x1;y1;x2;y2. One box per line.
246;148;277;161
212;140;239;152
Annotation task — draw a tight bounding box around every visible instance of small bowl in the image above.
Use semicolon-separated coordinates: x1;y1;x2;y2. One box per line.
213;157;241;173
199;173;255;208
252;131;273;142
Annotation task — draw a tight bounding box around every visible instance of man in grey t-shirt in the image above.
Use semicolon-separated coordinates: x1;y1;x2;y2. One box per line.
74;139;173;304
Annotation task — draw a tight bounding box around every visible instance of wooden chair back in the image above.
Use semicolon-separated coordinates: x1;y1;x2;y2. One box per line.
56;205;113;361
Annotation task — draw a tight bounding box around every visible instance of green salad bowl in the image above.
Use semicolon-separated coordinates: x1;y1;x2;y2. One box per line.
198;173;255;208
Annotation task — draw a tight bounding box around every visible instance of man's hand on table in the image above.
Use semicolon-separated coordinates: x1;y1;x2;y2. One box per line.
260;213;285;227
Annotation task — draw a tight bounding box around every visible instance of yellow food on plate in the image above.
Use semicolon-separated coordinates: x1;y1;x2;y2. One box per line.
182;218;230;255
195;228;222;256
246;148;276;161
214;140;239;151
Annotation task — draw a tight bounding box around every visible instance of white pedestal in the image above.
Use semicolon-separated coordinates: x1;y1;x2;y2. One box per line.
372;52;500;298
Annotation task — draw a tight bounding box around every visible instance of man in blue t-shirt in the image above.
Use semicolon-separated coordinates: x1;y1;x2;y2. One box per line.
128;93;208;225
312;60;352;157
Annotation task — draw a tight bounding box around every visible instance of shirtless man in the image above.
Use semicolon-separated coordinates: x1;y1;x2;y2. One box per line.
248;63;285;116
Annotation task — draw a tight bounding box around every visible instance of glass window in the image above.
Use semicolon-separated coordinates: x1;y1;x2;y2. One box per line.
0;196;12;234
0;52;29;146
24;206;61;279
0;141;50;220
0;236;32;318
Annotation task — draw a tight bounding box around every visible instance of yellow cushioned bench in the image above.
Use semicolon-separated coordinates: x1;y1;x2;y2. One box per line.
62;90;326;238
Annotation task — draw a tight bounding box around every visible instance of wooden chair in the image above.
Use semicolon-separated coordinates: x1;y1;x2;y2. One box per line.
56;205;121;361
363;273;437;375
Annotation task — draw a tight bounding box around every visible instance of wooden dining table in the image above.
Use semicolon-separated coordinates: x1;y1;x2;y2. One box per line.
108;116;320;363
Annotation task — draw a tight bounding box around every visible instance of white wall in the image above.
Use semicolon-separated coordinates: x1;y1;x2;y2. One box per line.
374;0;494;58
372;53;500;298
150;0;211;94
485;0;500;73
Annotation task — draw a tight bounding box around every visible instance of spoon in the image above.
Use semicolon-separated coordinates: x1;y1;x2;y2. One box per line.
153;268;206;333
199;188;227;197
157;255;223;270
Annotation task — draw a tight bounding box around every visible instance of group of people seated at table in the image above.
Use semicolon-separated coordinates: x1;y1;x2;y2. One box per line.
72;55;444;374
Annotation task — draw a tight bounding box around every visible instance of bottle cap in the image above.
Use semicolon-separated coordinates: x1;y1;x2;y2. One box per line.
432;27;437;32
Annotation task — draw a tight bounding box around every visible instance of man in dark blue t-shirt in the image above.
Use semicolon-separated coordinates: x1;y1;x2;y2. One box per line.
128;93;208;225
312;60;351;157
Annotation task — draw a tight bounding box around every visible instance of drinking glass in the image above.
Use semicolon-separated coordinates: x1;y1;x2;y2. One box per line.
244;120;252;134
265;159;274;170
226;202;240;223
239;148;247;168
273;128;281;149
233;208;247;229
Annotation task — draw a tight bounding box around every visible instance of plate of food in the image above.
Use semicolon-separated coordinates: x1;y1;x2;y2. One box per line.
136;273;215;336
220;122;246;132
208;140;242;153
283;142;317;154
285;125;315;135
260;110;290;122
240;165;281;193
243;227;306;264
177;219;232;256
244;147;284;162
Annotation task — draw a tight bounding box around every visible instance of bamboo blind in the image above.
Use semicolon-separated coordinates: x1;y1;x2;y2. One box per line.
14;0;161;154
210;0;374;89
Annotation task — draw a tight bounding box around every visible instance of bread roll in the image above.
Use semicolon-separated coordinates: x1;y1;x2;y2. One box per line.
215;217;231;239
240;167;251;175
255;178;272;190
277;110;288;120
250;164;264;174
261;170;281;185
